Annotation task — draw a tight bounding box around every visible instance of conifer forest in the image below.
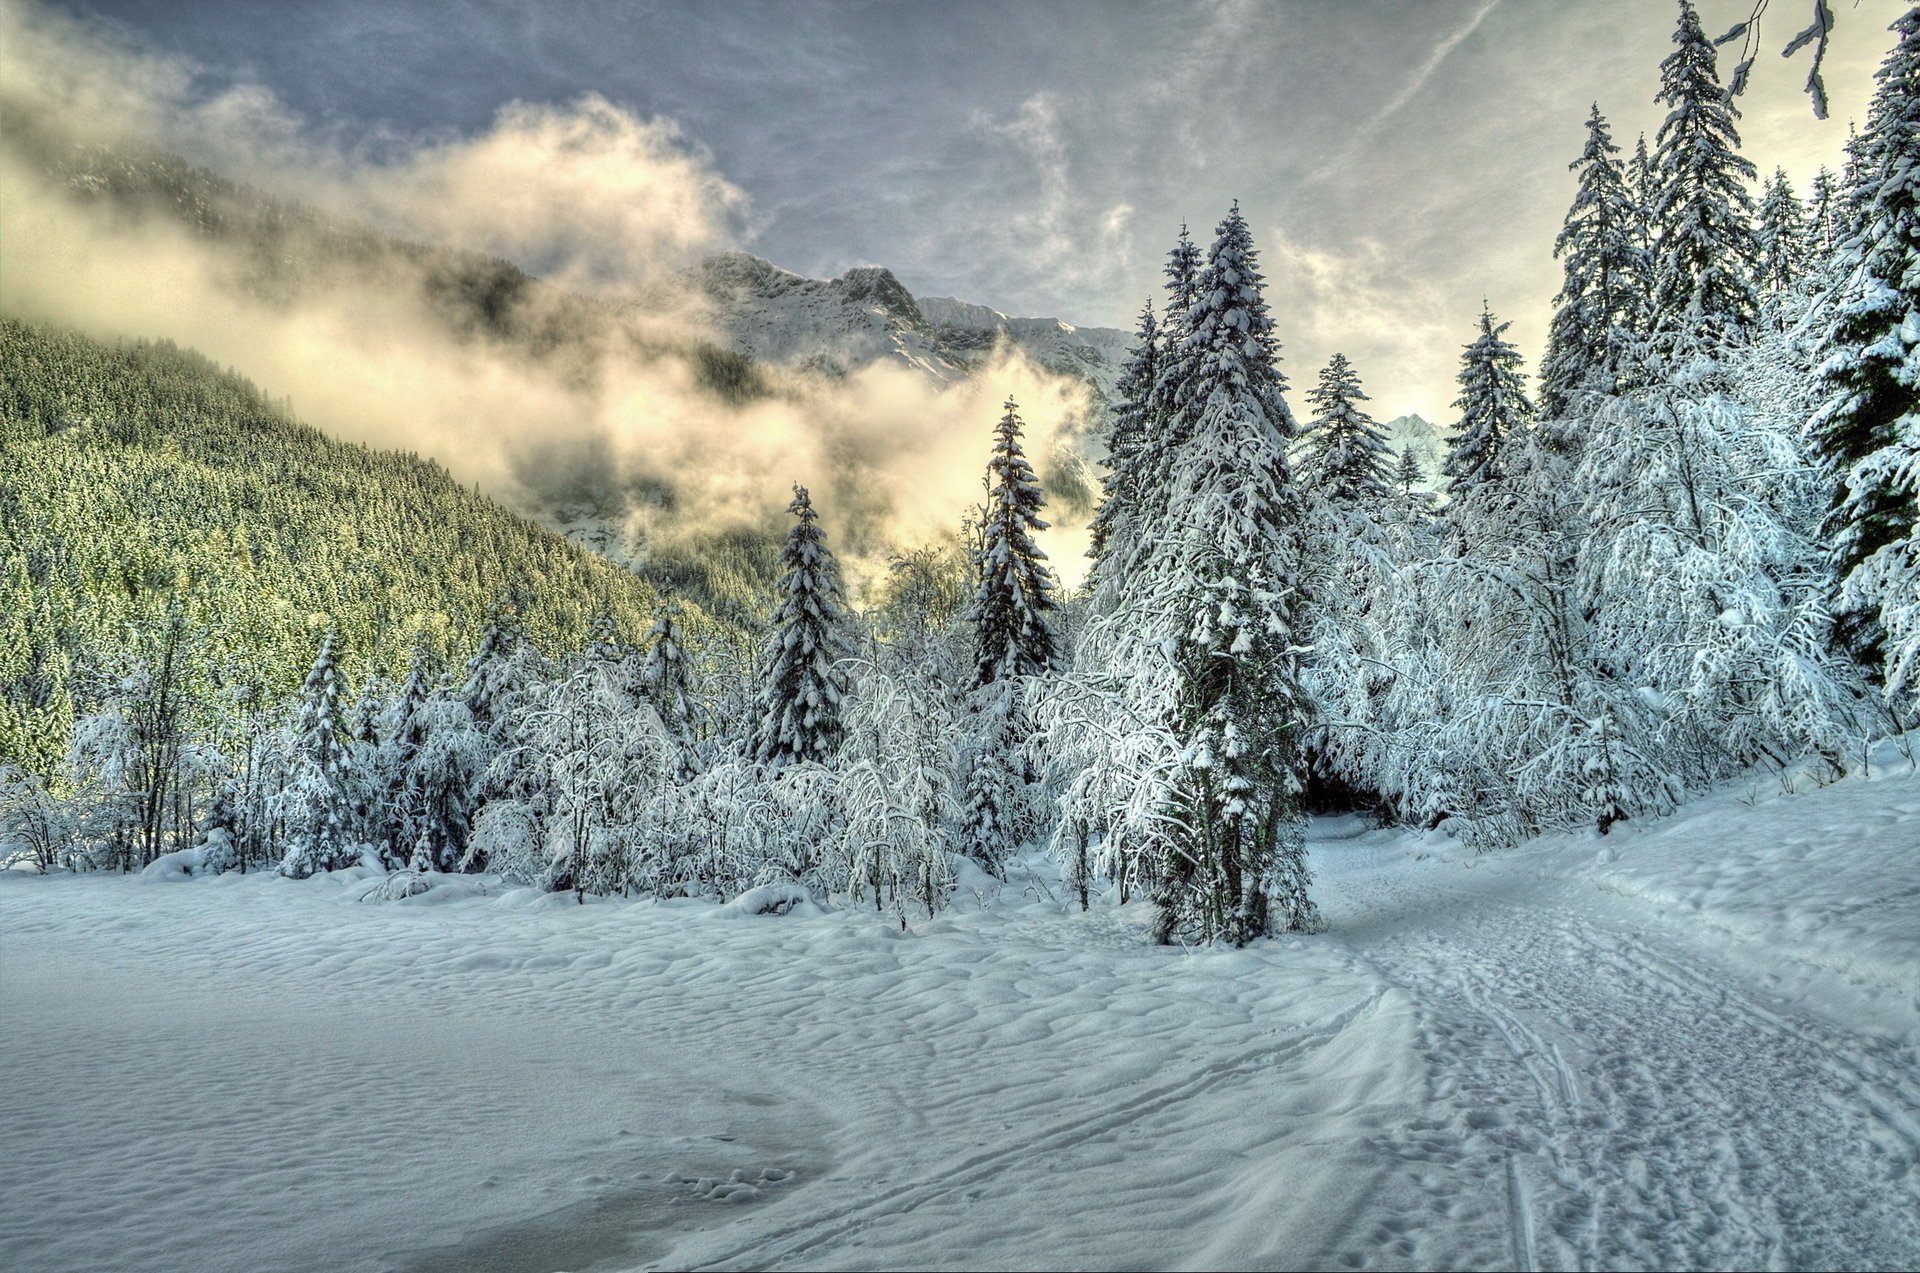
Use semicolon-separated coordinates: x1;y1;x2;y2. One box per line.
2;3;1917;1271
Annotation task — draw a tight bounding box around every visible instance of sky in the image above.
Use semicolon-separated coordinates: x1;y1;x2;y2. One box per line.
21;0;1899;423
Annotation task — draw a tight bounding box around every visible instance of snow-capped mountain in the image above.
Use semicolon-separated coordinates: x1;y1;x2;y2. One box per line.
1384;413;1446;491
675;251;1132;402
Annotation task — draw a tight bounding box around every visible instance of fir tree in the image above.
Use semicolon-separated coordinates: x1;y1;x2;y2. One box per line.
1301;353;1394;502
1755;167;1811;300
1542;104;1652;417
1443;305;1535;497
1806;165;1842;262
643;597;699;772
962;399;1060;867
969;398;1060;690
1627;131;1661;337
1155;203;1319;944
1397;446;1426;498
1648;0;1760;351
1087;301;1159;574
278;630;354;877
753;485;852;770
1810;7;1920;680
376;642;434;866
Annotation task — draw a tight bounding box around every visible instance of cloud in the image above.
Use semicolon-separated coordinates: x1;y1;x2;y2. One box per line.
974;92;1137;296
1;0;742;293
1261;227;1462;424
1306;0;1504;187
0;0;1099;597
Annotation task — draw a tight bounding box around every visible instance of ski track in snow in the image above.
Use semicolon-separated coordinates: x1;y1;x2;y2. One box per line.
2;765;1917;1272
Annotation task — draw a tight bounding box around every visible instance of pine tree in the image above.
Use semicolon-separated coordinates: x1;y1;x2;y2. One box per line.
1155;203;1319;944
1542;104;1653;417
1755;167;1811;301
278;630;355;877
1397;446;1426;499
1648;0;1760;352
754;485;852;770
643;597;699;771
375;642;434;866
1443;305;1535;497
1300;353;1394;502
962;398;1060;867
463;606;530;749
1810;7;1920;681
1087;301;1159;574
1623;131;1661;341
969;398;1060;689
1806;166;1841;259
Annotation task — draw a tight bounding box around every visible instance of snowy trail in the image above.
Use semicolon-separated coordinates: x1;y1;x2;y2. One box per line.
2;767;1916;1272
1314;805;1920;1271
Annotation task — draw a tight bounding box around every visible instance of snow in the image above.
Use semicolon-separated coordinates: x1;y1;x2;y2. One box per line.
3;759;1918;1271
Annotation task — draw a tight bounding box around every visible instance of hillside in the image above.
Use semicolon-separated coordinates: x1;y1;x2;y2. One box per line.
0;316;671;773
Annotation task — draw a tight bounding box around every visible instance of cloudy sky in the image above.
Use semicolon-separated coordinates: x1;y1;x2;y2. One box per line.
30;0;1899;421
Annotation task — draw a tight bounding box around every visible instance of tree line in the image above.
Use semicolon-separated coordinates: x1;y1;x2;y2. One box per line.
5;2;1917;947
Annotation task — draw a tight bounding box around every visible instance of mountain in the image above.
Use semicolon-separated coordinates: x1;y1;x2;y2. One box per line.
677;251;1133;403
0;316;671;773
1383;414;1447;491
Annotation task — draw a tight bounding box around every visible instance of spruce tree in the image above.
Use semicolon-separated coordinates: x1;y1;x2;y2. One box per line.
1155;203;1319;944
1542;104;1651;417
962;399;1060;867
1806;165;1842;262
1627;131;1661;338
1087;301;1159;575
1397;446;1426;499
1648;0;1760;352
1301;353;1394;502
969;398;1059;688
643;597;699;771
1755;167;1811;301
753;485;852;770
278;630;354;878
1810;7;1920;679
1443;305;1535;497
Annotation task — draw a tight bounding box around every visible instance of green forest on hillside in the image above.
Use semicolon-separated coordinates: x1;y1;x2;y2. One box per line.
0;316;672;774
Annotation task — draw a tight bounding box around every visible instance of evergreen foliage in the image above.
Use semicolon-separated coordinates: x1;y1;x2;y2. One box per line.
1542;105;1653;417
278;632;355;877
1443;306;1535;496
1648;0;1760;351
1811;7;1920;684
753;486;851;770
1301;354;1394;503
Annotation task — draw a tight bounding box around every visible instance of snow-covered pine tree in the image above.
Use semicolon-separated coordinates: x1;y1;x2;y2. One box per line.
969;398;1060;690
754;485;852;770
1755;167;1811;302
463;606;538;753
1443;305;1535;497
1805;165;1841;263
1810;6;1920;685
277;631;356;878
1300;353;1394;502
1154;203;1319;944
1397;446;1426;499
1113;227;1208;587
373;643;433;866
961;398;1060;868
1648;0;1760;353
643;597;699;772
1087;301;1159;577
1628;131;1661;337
1542;104;1652;418
403;692;484;874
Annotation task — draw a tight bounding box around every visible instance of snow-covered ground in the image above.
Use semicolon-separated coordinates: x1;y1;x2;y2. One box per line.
3;758;1917;1272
